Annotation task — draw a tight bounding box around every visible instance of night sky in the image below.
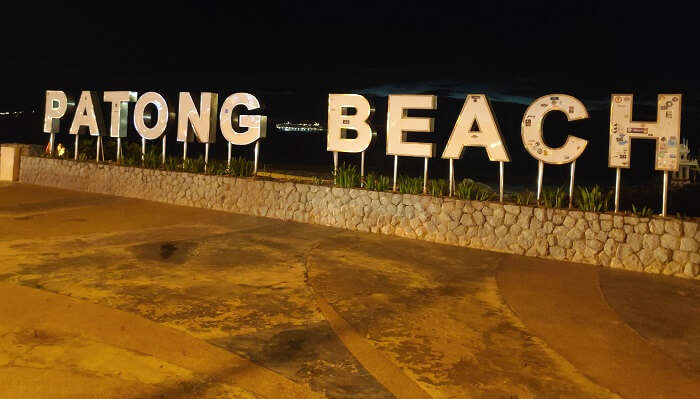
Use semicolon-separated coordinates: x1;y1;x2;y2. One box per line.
5;3;699;104
2;2;699;212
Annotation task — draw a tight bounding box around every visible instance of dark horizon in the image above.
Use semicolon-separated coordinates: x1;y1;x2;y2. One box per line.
4;2;700;104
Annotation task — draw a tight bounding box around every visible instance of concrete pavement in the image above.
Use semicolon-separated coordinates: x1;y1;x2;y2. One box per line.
1;182;699;398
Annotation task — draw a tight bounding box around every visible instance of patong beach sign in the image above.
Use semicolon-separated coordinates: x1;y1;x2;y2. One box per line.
43;90;682;216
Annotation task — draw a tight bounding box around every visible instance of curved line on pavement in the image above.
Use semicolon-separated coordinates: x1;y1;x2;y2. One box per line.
304;246;434;399
496;258;700;399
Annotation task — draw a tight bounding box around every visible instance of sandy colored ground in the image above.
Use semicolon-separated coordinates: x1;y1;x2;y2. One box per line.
1;182;699;398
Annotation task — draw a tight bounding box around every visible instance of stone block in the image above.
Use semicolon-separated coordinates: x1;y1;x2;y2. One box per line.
683;222;698;237
665;220;683;237
680;237;698;252
0;145;21;181
610;228;625;242
660;234;680;250
649;219;665;234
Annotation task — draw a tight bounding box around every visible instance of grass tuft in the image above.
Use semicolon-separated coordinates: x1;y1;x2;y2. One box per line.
334;163;360;188
397;175;423;194
365;172;390;192
574;185;613;212
454;179;494;201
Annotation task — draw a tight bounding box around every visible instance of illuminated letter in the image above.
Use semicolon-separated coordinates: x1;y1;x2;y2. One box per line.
220;93;267;145
327;94;373;153
43;90;74;133
521;94;588;164
104;91;137;138
609;94;682;171
442;94;510;161
177;92;219;143
386;94;436;157
134;92;173;139
69;91;106;136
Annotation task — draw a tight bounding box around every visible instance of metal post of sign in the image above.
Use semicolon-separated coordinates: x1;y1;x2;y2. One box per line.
183;141;188;161
449;159;454;197
614;168;621;213
117;137;122;162
423;157;428;194
254;141;260;175
141;137;146;163
499;161;504;203
333;151;338;174
662;171;668;217
536;160;544;204
360;151;365;188
100;136;105;162
95;136;100;162
49;133;55;156
204;143;210;172
569;160;576;208
227;142;232;167
162;135;166;165
74;135;79;160
393;155;398;191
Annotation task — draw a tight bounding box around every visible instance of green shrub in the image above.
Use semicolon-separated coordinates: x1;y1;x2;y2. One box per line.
183;156;206;173
631;204;654;218
205;159;229;175
515;190;535;206
541;186;568;208
574;185;613;212
120;155;139;166
101;140;118;161
77;136;96;158
428;179;448;197
397;175;423;194
454;179;494;201
142;149;161;169
119;141;141;162
334;163;360;188
365;172;390;192
311;176;324;186
228;156;255;177
164;156;182;171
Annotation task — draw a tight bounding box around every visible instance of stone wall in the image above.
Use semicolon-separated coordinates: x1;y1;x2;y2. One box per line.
18;156;700;279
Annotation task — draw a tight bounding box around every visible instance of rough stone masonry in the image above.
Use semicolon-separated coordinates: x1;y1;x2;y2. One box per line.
18;156;700;280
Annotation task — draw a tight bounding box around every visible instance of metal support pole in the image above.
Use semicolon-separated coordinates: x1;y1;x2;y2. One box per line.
662;171;668;217
117;137;122;162
393;155;398;191
97;136;104;162
536;160;544;204
162;135;166;165
360;151;365;187
333;151;338;174
183;141;188;161
569;160;576;208
95;136;100;162
423;157;428;194
74;135;79;160
227;142;232;167
499;161;504;203
254;141;260;175
204;143;209;172
449;159;454;197
614;167;621;213
141;137;146;163
49;133;55;156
